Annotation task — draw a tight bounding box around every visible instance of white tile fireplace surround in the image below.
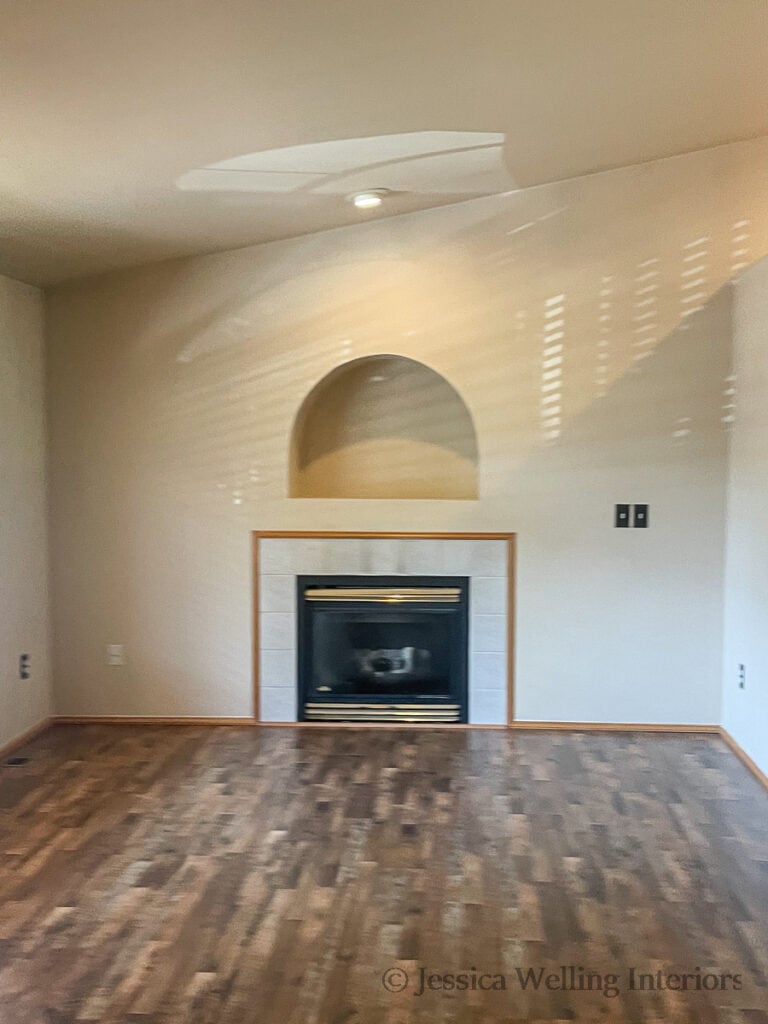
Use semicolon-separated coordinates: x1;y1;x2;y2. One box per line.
256;534;512;725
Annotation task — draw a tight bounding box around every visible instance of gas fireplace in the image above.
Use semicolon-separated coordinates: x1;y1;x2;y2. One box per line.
297;575;469;723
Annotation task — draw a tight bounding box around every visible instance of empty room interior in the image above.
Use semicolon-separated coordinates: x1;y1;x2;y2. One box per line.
2;2;768;1021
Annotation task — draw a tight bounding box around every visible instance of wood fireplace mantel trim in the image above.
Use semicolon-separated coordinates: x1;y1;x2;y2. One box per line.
251;530;516;726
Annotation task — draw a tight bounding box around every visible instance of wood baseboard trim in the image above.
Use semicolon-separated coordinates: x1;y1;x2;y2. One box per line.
54;716;257;727
508;722;721;734
0;717;53;760
52;716;719;735
258;722;718;733
54;717;507;731
718;727;768;792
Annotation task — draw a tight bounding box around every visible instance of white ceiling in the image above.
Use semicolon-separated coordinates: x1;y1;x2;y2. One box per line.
2;0;767;285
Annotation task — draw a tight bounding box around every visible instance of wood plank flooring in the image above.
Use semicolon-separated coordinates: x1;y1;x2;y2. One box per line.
0;725;766;1023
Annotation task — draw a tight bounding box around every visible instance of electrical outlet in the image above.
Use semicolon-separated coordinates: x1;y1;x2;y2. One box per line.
738;663;746;690
19;654;30;680
107;644;125;666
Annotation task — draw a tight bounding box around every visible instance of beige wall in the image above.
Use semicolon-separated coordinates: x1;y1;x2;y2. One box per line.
0;274;51;747
722;256;768;776
45;136;768;722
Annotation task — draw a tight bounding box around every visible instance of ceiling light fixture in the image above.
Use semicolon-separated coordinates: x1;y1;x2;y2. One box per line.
349;189;389;210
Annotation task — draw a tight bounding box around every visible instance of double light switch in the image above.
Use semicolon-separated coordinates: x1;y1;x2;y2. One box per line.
615;504;649;528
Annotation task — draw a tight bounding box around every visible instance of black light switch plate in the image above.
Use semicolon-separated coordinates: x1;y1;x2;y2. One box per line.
634;504;649;528
615;504;630;528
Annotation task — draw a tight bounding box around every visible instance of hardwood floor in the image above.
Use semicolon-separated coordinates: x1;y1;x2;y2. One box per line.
1;725;766;1023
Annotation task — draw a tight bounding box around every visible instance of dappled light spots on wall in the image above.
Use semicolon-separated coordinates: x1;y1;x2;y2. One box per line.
594;277;614;396
721;373;738;427
671;416;693;444
679;237;710;326
540;294;565;444
58;136;768;520
730;220;751;275
632;259;659;362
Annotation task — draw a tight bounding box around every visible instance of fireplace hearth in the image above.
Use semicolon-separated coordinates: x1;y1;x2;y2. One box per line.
297;575;469;722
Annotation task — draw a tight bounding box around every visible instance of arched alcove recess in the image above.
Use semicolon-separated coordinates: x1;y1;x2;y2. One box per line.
290;355;479;499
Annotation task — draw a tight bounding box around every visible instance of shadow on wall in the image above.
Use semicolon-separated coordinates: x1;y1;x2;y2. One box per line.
289;354;479;499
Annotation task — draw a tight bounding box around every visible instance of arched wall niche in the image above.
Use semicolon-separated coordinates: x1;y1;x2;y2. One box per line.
289;355;479;499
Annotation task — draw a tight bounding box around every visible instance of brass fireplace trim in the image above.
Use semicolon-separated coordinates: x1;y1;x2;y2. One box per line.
252;531;516;726
304;586;461;603
304;702;462;722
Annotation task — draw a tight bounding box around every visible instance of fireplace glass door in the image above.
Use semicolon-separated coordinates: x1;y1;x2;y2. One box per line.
297;576;468;723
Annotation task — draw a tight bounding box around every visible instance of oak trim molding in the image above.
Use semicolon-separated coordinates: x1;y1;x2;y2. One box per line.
251;529;517;726
507;536;516;721
718;727;768;791
50;717;718;734
509;721;720;733
0;717;52;761
252;529;261;722
54;716;254;727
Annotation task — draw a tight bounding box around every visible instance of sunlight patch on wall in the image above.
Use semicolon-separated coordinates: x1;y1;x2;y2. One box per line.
678;236;710;326
632;259;659;362
540;294;565;444
721;373;738;426
595;277;614;395
730;219;752;275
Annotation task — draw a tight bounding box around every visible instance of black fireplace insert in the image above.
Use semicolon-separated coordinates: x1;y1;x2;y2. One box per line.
297;575;469;723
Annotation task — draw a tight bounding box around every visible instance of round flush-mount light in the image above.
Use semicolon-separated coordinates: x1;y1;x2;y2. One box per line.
349;189;389;210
